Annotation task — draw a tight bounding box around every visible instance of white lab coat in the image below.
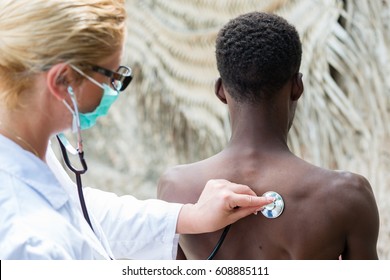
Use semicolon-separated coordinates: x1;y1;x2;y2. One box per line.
0;135;181;259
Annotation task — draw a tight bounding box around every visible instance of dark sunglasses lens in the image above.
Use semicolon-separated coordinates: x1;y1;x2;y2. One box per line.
112;67;132;91
120;76;133;91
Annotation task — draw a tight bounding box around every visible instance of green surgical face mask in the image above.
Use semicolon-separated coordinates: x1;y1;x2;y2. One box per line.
77;84;119;130
63;65;120;131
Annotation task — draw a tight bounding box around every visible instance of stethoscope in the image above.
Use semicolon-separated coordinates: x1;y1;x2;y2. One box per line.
57;89;94;232
58;133;119;260
57;134;93;231
207;191;285;260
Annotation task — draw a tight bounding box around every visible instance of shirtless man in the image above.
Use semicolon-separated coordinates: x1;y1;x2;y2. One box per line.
157;12;379;260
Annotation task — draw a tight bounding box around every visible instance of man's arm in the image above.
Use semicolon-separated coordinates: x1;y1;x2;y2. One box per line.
341;174;379;259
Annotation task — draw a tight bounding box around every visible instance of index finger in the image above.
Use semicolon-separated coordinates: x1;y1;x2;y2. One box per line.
230;194;274;209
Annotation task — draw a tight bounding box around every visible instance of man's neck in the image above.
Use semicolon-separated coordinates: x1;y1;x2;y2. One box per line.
227;105;291;153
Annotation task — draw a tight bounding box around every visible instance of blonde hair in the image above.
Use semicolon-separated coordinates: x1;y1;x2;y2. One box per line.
0;0;126;108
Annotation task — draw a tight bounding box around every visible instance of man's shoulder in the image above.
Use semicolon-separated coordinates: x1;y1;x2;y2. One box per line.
299;164;374;207
159;162;200;185
326;170;372;193
314;169;377;217
300;160;371;190
157;162;208;203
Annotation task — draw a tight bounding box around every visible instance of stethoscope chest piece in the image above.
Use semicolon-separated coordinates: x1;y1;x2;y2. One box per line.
260;191;284;219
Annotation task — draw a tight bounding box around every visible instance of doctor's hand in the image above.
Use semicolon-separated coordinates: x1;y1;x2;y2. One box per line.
176;179;274;234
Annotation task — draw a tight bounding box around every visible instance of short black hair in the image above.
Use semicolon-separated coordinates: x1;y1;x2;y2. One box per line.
216;12;302;103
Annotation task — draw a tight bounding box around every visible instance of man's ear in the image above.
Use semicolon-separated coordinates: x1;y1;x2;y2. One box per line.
46;63;72;101
291;72;304;101
214;77;227;104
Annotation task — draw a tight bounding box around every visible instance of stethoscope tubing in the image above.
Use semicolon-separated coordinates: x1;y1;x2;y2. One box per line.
57;135;94;232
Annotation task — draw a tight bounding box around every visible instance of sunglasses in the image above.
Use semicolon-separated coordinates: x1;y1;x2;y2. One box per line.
91;65;133;92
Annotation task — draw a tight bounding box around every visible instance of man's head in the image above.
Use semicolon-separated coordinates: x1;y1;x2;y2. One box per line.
216;12;302;104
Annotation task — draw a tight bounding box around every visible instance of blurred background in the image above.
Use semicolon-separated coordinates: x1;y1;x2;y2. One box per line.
54;0;389;259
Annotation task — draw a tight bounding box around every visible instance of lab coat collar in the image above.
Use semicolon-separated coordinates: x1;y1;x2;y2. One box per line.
0;134;69;210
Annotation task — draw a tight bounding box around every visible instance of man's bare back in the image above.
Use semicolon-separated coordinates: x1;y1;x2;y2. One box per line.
157;12;379;260
158;147;378;259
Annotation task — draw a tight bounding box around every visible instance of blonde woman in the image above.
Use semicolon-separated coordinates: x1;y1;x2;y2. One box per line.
0;0;273;259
